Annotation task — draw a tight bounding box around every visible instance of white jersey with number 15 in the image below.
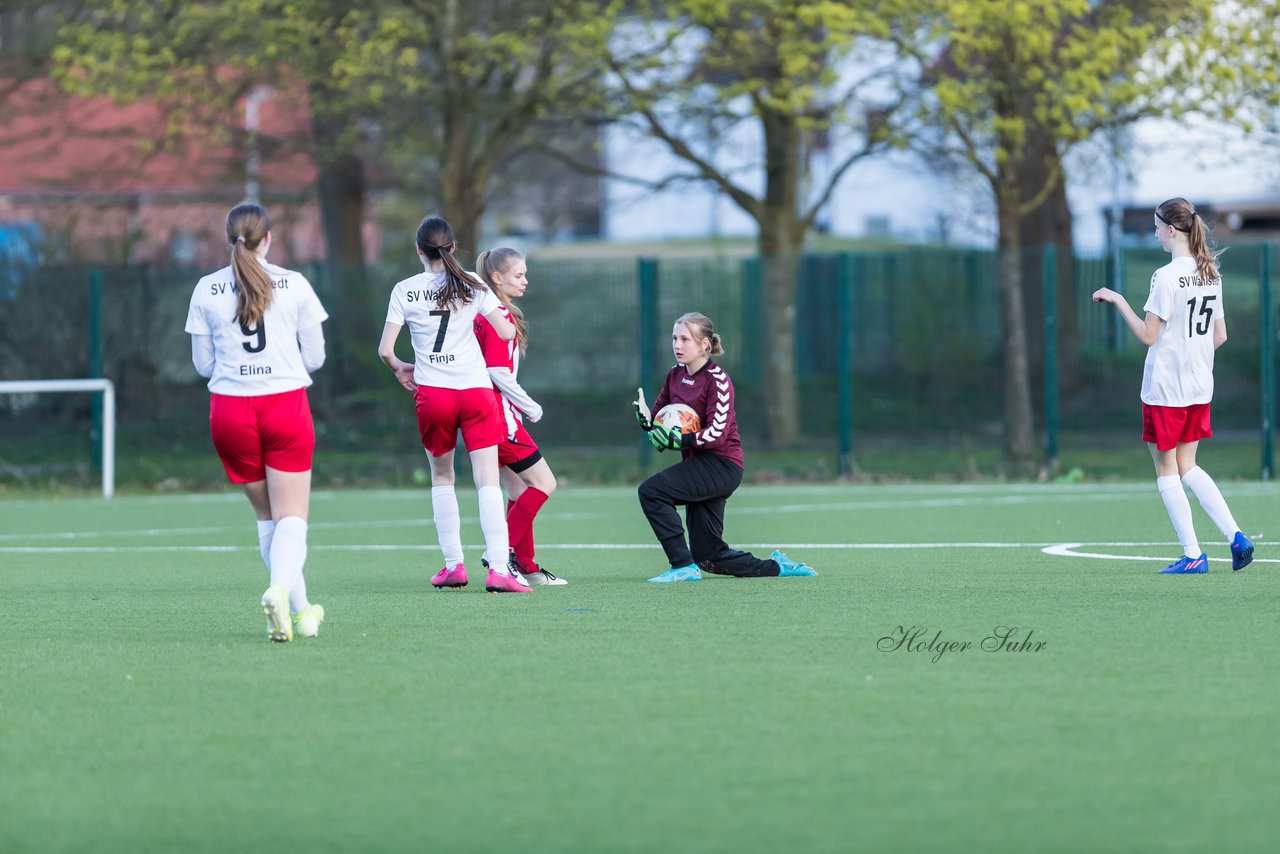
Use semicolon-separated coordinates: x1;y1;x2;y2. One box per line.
386;270;500;390
1141;255;1223;407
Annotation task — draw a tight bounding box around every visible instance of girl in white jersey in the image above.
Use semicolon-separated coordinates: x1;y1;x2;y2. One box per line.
1092;197;1253;574
378;216;529;593
474;247;565;586
185;203;329;641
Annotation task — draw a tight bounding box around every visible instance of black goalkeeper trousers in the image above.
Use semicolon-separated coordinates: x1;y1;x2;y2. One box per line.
637;451;779;577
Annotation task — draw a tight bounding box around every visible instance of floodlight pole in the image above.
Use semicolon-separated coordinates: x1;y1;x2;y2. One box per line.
637;257;659;471
837;253;855;477
1108;126;1127;353
1042;245;1059;469
244;86;273;203
1261;244;1274;481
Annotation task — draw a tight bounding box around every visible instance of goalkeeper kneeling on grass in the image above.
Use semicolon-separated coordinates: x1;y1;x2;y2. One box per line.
633;312;816;583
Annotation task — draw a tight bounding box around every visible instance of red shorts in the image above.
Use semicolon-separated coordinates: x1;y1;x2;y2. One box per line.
498;421;541;470
1142;402;1212;451
415;386;504;457
209;389;315;484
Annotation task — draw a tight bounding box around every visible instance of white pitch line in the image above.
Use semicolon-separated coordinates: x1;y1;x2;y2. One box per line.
0;488;1201;544
1041;543;1280;564
5;478;1273;546
3;480;1275;512
4;540;1264;556
0;513;606;543
731;492;1177;514
0;541;1062;555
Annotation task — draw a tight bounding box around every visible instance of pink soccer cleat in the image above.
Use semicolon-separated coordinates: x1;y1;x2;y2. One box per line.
430;563;469;589
484;559;531;593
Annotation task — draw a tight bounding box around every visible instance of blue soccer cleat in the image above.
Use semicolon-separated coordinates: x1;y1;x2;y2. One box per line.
648;564;702;583
1159;553;1208;574
1230;532;1254;572
770;550;817;577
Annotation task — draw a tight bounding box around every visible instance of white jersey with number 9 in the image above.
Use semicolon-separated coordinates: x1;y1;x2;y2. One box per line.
185;261;328;396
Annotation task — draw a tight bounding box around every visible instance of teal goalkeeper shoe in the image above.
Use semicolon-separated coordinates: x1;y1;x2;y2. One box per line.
648;564;702;583
1159;553;1208;574
770;550;817;577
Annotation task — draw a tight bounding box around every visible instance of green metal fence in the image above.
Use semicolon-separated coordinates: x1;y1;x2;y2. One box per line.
2;244;1276;488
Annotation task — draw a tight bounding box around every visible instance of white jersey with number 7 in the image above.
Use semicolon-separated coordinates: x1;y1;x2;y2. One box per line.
386;270;500;390
185;261;328;396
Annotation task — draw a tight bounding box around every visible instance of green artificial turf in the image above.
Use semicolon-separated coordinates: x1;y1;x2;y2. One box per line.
2;482;1279;852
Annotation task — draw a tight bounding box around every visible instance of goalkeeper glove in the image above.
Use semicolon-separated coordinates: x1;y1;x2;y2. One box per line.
633;387;653;431
647;425;683;451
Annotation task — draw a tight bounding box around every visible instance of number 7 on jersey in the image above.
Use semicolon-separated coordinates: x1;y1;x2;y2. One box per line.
429;310;450;352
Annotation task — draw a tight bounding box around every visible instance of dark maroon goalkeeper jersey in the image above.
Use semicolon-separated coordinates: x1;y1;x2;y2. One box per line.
652;360;743;467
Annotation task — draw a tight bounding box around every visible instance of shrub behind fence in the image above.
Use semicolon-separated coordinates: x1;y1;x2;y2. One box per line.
2;244;1276;486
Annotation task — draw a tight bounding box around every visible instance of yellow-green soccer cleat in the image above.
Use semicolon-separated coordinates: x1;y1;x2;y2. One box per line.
293;604;325;638
261;585;293;643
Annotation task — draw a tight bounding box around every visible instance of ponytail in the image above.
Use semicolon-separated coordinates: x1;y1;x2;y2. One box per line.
675;311;724;357
416;216;483;310
476;247;529;354
1156;197;1221;284
225;203;273;327
1187;215;1220;284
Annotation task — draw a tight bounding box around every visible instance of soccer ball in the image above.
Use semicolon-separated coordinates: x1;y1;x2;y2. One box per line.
654;403;701;434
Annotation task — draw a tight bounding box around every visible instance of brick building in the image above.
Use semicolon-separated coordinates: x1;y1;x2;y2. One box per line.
0;78;378;269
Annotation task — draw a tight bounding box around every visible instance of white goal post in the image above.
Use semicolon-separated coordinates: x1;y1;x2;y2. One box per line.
0;378;116;498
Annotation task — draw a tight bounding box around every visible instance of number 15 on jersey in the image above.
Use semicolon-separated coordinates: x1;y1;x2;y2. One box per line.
1185;295;1217;338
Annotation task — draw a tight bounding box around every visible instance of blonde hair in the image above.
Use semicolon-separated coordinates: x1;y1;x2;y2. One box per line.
675;312;724;357
476;247;528;354
225;203;273;327
1156;197;1221;284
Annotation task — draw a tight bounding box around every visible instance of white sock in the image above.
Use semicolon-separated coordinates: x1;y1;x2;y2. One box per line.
256;519;275;574
477;485;510;572
1181;466;1240;540
431;486;464;569
269;516;310;612
1157;475;1200;557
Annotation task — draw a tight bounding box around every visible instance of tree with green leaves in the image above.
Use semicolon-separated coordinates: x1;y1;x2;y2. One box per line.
52;0;614;391
2;3;89;220
54;1;398;267
904;0;1223;474
329;0;612;247
53;0;613;251
1210;0;1280;129
606;0;917;444
53;0;384;385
